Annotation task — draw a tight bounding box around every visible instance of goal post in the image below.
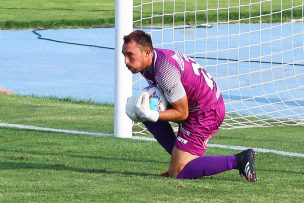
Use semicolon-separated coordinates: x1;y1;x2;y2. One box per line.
114;0;133;138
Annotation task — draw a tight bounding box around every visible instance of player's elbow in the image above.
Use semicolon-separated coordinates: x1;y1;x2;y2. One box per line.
178;109;189;121
171;96;189;121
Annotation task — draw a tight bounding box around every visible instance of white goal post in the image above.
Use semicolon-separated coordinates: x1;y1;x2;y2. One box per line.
115;0;304;137
114;0;133;138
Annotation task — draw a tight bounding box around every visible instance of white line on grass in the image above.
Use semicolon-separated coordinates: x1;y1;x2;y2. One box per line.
0;122;112;137
1;122;303;158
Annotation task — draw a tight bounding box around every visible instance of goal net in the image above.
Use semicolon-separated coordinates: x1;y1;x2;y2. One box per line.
132;0;304;133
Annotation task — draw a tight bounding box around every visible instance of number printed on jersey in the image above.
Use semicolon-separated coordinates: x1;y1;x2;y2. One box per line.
172;52;214;89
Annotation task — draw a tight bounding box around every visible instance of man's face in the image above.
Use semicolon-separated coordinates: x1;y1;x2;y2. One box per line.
122;40;148;74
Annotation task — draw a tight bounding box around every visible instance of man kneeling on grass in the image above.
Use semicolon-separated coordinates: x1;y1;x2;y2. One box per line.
123;30;257;182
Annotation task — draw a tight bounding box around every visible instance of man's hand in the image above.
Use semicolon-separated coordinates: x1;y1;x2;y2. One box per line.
125;94;142;122
135;92;159;122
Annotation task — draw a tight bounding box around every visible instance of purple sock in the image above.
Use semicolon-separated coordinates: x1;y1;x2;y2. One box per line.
143;121;176;154
177;155;237;179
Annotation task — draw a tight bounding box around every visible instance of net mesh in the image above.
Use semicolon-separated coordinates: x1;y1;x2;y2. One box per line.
132;0;304;133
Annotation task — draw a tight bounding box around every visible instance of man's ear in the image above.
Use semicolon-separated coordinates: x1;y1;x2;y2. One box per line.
145;49;151;56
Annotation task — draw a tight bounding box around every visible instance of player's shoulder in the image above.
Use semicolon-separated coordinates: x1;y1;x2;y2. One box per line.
154;48;175;57
154;48;178;65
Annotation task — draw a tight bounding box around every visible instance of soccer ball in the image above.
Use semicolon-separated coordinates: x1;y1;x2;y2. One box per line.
142;85;168;112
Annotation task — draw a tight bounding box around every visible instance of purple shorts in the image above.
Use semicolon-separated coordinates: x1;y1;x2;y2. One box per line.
175;95;225;156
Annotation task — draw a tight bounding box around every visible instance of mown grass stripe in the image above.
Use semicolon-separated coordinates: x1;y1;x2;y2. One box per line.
1;122;303;158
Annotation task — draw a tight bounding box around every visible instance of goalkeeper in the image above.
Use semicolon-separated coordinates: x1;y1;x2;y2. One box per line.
123;30;257;182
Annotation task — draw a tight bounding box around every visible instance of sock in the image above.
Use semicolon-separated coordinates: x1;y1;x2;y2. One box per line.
143;121;176;154
176;155;237;179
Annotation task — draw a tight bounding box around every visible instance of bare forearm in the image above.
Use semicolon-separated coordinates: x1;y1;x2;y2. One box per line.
158;108;187;122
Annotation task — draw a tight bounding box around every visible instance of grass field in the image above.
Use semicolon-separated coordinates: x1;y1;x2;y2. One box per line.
0;95;114;133
0;94;303;202
1;0;304;202
0;0;115;29
1;0;303;29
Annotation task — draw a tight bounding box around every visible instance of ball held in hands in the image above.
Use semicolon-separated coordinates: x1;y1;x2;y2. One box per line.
125;85;168;122
143;85;168;112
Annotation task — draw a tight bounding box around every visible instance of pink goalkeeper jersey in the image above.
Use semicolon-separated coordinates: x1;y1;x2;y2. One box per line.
142;48;220;112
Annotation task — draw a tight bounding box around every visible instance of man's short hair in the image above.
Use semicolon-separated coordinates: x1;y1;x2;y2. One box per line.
123;30;153;51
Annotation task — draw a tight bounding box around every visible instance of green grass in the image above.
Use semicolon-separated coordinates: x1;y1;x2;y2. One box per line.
135;0;304;26
0;0;115;29
0;94;303;202
1;0;303;29
0;94;114;133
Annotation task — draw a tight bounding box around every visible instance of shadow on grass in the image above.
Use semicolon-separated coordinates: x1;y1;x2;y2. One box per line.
0;161;159;178
0;162;246;183
0;148;168;165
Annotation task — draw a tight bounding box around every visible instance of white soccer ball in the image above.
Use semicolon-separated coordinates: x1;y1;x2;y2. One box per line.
142;85;168;112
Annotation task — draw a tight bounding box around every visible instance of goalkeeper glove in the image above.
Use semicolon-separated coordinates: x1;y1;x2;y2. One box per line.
125;94;142;122
135;92;159;122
